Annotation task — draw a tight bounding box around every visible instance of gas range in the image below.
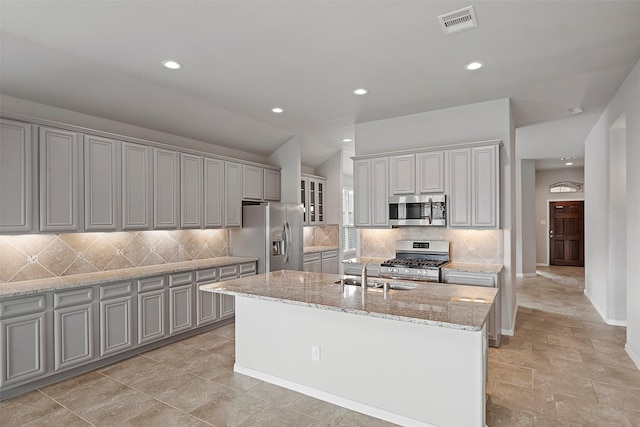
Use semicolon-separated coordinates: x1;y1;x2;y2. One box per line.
380;240;450;282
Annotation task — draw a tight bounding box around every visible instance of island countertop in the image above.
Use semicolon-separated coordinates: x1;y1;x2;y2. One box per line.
201;270;498;331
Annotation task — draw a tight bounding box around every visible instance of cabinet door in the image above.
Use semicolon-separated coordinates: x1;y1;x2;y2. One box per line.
472;145;498;228
354;160;371;226
196;268;218;326
39;126;81;231
99;295;134;357
315;179;325;225
448;149;472;227
0;312;47;387
204;157;224;228
181;153;203;228
417;151;444;193
300;178;308;224
169;284;193;335
243;165;263;200
219;265;238;319
54;303;94;371
224;162;242;227
390;154;415;195
264;169;280;201
84;135;119;231
154;148;180;229
0;119;34;233
371;158;389;227
122;142;152;230
321;253;338;274
137;289;166;344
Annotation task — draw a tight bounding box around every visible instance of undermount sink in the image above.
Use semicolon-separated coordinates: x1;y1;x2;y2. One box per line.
334;277;417;291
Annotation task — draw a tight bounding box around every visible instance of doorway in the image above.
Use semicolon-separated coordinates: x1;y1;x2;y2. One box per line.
549;200;584;266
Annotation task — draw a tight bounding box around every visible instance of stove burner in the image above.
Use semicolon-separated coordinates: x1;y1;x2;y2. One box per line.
381;258;448;269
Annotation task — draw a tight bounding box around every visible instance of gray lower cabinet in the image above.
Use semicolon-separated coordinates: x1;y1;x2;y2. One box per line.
303;252;322;273
0;295;47;387
168;272;194;335
343;262;381;277
196;267;219;326
321;250;339;274
53;288;95;372
219;265;239;319
99;281;134;357
137;276;166;345
441;270;502;347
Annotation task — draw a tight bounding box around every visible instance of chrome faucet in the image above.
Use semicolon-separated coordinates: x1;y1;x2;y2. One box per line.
361;262;370;290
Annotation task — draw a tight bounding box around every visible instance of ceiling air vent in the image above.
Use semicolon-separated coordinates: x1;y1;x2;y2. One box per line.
438;6;477;35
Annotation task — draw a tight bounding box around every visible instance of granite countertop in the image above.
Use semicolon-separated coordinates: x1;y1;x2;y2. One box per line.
442;262;504;274
0;256;258;298
303;246;339;255
342;257;388;265
201;270;497;331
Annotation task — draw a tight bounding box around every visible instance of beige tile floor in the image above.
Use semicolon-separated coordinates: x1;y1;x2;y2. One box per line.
1;266;639;426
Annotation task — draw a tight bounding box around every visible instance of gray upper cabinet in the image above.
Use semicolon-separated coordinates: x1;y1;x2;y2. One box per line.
0;119;35;233
417;151;445;193
39;126;82;232
263;168;281;201
180;153;203;229
354;157;389;228
153;148;180;229
390;154;415;195
448;145;499;229
224;162;242;227
84;135;120;231
204;157;224;228
242;164;263;200
122;142;152;230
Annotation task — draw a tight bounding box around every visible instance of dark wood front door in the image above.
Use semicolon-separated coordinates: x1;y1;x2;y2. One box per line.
549;201;584;266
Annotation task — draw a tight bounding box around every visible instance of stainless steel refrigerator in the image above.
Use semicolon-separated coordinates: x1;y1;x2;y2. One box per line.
229;202;304;273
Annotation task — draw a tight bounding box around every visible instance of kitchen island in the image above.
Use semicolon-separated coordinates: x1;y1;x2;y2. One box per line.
201;270;497;427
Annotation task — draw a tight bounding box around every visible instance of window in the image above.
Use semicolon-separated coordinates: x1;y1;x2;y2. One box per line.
549;181;583;193
342;188;356;256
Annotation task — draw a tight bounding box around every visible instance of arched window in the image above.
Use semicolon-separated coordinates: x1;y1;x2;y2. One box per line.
549;181;583;193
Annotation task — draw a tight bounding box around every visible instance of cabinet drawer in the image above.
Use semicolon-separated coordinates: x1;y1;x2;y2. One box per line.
196;268;217;283
442;272;496;287
169;272;193;287
303;252;321;262
137;276;165;293
0;295;46;319
54;288;94;308
321;250;338;260
219;265;238;281
239;262;256;276
99;281;133;300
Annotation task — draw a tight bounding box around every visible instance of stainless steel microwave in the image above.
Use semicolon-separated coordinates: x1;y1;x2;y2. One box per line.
388;195;446;226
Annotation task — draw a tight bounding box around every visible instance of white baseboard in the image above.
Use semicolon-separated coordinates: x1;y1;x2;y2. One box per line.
501;304;517;336
516;273;537;278
626;343;640;370
536;263;549;267
583;289;627;326
234;365;437;427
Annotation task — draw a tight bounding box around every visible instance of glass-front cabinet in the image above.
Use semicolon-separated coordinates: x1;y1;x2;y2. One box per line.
301;174;326;226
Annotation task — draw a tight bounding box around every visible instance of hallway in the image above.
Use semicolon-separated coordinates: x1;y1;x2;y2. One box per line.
487;266;640;425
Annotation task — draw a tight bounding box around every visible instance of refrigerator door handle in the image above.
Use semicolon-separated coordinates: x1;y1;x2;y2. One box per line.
284;221;291;264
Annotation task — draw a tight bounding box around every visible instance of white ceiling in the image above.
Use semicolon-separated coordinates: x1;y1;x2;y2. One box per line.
2;1;640;169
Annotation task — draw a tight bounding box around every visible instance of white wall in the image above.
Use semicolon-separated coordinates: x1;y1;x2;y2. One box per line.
355;98;517;335
268;136;302;204
516;159;536;276
534;168;585;265
584;58;639;367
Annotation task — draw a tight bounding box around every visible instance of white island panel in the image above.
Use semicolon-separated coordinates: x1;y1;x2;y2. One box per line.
234;296;486;427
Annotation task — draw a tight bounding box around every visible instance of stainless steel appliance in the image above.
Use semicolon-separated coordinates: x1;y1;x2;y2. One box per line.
380;240;450;282
388;195;446;227
229;202;304;273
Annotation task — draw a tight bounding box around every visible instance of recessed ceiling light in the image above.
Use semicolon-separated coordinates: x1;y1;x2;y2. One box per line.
342;138;353;143
569;107;583;115
565;162;574;166
353;88;368;95
162;60;182;70
271;107;284;113
465;61;483;71
560;156;574;161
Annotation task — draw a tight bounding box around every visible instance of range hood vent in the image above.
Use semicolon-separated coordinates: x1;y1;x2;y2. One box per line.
438;6;477;35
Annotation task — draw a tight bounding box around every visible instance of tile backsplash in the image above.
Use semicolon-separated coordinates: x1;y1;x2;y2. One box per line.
0;229;229;284
360;228;503;264
304;225;339;247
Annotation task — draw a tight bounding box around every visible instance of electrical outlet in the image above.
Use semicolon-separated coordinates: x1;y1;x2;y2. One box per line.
311;345;320;362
